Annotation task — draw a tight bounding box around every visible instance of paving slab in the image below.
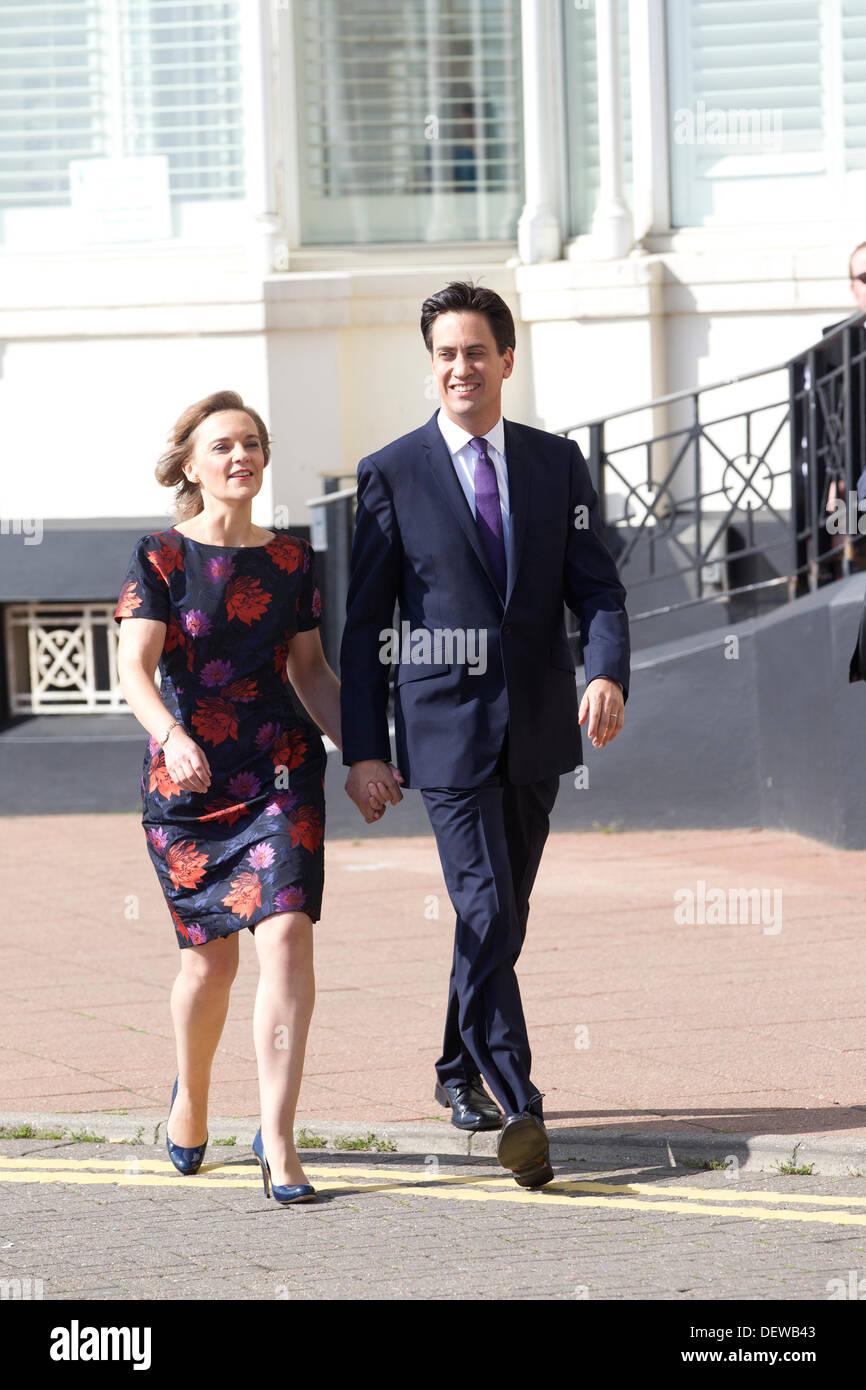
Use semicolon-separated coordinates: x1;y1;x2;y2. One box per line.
1;816;866;1173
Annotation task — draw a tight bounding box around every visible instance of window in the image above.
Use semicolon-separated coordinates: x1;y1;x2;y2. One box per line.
666;0;866;226
293;0;523;245
0;0;246;247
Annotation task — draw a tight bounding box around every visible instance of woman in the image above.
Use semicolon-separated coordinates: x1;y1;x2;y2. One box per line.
114;389;342;1206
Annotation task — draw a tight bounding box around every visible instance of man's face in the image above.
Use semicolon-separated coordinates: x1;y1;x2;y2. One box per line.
430;310;514;431
851;248;866;311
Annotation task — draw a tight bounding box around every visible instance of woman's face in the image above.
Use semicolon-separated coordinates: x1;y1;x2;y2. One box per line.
184;410;266;507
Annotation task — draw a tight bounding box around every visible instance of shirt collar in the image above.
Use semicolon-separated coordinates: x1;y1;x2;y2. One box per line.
437;407;505;458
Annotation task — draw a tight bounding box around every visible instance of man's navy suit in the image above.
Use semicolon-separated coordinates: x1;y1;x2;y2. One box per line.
340;410;630;1117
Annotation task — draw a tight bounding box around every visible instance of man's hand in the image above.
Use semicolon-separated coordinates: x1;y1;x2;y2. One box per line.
578;677;625;749
345;759;404;823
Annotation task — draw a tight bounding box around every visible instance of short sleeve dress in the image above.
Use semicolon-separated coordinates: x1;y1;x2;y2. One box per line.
114;527;326;948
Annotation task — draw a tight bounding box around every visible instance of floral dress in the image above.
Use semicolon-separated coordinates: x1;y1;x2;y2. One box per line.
114;527;326;948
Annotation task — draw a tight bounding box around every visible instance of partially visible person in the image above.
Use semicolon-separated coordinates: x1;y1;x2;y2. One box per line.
850;241;866;313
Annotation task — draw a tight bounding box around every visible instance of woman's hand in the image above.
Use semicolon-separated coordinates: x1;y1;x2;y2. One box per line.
163;727;212;794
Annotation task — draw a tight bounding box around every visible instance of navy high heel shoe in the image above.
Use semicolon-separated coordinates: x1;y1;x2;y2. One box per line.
166;1075;208;1176
252;1127;317;1205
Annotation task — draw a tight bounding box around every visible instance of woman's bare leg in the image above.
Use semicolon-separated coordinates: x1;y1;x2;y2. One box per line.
167;932;239;1147
252;911;315;1188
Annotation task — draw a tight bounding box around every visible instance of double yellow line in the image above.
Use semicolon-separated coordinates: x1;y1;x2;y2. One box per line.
2;1154;866;1225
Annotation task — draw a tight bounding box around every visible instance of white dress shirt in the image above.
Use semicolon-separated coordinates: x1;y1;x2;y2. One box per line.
436;409;511;565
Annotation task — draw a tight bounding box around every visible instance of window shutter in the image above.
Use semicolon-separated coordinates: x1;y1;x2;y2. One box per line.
842;0;866;173
122;0;245;202
667;0;826;225
0;0;245;243
0;1;105;209
294;0;523;245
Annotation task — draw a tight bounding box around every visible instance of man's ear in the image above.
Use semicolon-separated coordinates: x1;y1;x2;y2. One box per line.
502;347;515;380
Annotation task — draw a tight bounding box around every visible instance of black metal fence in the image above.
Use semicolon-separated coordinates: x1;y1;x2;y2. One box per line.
308;311;866;666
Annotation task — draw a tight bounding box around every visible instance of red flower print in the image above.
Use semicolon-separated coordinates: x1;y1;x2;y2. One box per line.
288;805;323;853
169;904;190;944
147;541;184;579
198;797;250;826
192;697;239;745
148;751;183;800
222;871;262;920
166;840;209;890
164;616;185;653
271;728;307;771
267;536;303;574
226;576;270;624
164;617;194;672
115;581;142;618
273;634;291;680
222;677;258;703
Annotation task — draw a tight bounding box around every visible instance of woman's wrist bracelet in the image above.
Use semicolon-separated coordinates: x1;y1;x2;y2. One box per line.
160;720;180;747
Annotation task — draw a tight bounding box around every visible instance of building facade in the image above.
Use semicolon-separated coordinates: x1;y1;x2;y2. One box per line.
0;0;863;720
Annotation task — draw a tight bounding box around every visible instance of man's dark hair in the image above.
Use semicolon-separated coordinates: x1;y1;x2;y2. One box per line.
420;281;516;355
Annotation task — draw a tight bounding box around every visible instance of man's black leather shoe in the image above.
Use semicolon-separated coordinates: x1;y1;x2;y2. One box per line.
434;1075;502;1131
497;1112;554;1188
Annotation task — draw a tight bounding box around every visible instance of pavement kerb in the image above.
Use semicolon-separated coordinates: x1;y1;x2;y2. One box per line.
2;1111;866;1176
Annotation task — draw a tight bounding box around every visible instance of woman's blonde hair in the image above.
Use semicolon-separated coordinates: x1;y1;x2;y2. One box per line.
155;390;272;520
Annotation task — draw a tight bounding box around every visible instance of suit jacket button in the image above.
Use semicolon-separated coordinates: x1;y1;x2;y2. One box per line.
502;624;511;635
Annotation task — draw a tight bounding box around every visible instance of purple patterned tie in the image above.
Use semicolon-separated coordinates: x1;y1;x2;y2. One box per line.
469;436;507;598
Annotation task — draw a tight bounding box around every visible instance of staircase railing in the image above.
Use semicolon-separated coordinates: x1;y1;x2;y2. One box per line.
307;310;866;665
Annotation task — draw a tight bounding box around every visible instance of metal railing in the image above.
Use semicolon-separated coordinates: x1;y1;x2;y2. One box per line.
307;311;866;663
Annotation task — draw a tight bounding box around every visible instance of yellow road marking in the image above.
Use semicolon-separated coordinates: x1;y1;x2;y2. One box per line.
2;1154;866;1225
556;1179;866;1209
5;1154;866;1208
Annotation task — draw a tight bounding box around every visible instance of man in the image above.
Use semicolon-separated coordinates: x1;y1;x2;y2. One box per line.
339;282;630;1188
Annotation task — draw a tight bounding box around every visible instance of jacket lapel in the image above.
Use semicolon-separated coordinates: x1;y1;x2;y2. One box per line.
502;418;529;608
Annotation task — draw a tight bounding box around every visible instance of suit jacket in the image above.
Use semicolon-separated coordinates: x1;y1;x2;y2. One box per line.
339;411;630;787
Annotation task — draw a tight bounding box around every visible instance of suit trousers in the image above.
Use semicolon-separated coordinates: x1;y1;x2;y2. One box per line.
421;738;560;1117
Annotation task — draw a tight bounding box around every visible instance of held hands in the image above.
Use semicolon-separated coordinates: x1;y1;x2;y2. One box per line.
578;677;625;749
345;759;404;824
163;726;212;794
